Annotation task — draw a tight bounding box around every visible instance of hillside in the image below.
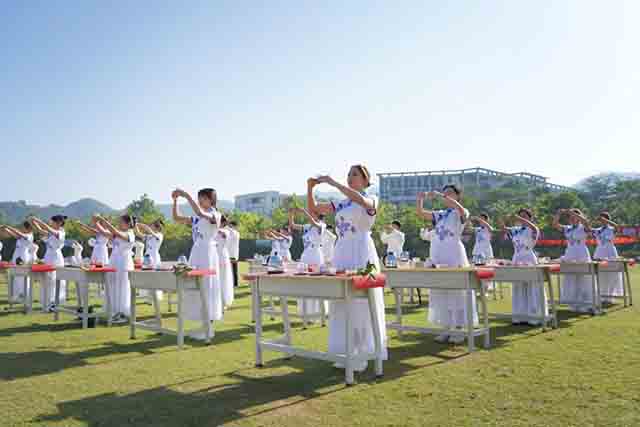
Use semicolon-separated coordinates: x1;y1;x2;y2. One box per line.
0;198;117;224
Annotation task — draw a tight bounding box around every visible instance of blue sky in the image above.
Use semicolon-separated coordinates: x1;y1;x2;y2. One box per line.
2;1;638;208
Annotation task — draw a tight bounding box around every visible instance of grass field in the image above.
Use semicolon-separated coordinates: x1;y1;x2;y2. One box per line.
1;263;639;427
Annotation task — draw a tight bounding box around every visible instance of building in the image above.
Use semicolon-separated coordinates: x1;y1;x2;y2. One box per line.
234;191;284;216
378;167;573;205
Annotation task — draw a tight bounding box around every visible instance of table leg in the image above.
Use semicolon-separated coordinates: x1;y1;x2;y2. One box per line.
26;276;32;314
481;286;490;349
466;288;475;353
7;271;14;309
129;284;137;340
152;291;162;328
301;297;308;329
198;278;212;344
345;286;354;386
394;288;403;336
177;284;185;349
82;282;89;329
546;276;558;329
253;279;263;367
368;289;384;378
54;277;60;321
538;280;547;331
250;281;257;323
105;277;113;327
281;297;291;345
320;300;326;327
625;265;633;306
591;272;600;315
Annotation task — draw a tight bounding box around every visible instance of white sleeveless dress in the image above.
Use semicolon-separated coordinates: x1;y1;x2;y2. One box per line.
141;232;164;300
328;196;387;371
507;226;548;323
472;226;494;259
91;234;110;265
428;208;478;328
297;223;326;316
279;236;293;262
560;224;593;311
593;226;623;302
186;211;223;321
216;228;234;308
107;230;135;316
10;233;34;301
42;230;66;309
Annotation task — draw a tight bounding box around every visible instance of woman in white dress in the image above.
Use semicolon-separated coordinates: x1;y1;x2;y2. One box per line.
172;188;223;336
77;219;111;266
216;215;235;309
30;215;68;312
592;211;623;303
271;227;293;261
416;185;477;344
264;230;282;261
135;219;165;301
289;207;326;318
501;208;548;325
1;222;35;302
553;208;593;312
380;221;405;263
308;165;387;372
470;214;494;263
94;214;136;322
322;222;337;265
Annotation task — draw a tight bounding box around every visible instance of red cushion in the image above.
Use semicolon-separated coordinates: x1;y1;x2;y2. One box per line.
598;261;609;268
186;269;217;277
352;274;386;289
86;267;117;273
475;268;495;280
0;261;16;269
547;264;561;273
31;264;56;273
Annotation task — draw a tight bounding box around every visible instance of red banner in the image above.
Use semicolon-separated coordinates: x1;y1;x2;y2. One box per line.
537;237;639;247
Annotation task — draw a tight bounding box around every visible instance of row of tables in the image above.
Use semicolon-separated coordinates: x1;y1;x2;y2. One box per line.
246;259;634;384
2;264;215;348
0;259;634;385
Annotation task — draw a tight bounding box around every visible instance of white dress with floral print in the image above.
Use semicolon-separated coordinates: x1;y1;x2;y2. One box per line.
472;226;494;259
328;195;387;371
297;223;326;316
428;208;478;328
560;224;594;310
593;225;623;302
91;234;110;265
42;229;67;308
507;226;548;323
216;228;234;308
106;229;135;316
187;210;223;321
10;233;34;302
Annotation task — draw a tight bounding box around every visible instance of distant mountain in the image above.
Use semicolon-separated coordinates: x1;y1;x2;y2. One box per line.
575;172;640;190
0;198;118;224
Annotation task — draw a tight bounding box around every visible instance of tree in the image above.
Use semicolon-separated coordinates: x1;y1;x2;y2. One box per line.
126;194;164;224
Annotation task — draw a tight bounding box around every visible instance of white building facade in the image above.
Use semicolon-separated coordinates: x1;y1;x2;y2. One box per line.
234;191;283;216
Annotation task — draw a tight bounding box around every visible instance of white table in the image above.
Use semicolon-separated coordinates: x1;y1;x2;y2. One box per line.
550;262;602;315
6;265;51;314
129;269;215;348
54;267;113;328
597;259;634;307
250;273;384;386
383;267;491;353
246;260;327;327
492;265;558;329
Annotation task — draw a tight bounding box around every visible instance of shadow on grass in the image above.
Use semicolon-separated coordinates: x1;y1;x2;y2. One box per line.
0;322;286;381
34;345;473;427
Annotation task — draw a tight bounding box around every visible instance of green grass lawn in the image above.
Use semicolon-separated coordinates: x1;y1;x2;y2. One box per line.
1;264;639;427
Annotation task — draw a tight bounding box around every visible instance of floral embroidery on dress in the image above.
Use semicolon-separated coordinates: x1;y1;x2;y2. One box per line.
336;215;355;239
